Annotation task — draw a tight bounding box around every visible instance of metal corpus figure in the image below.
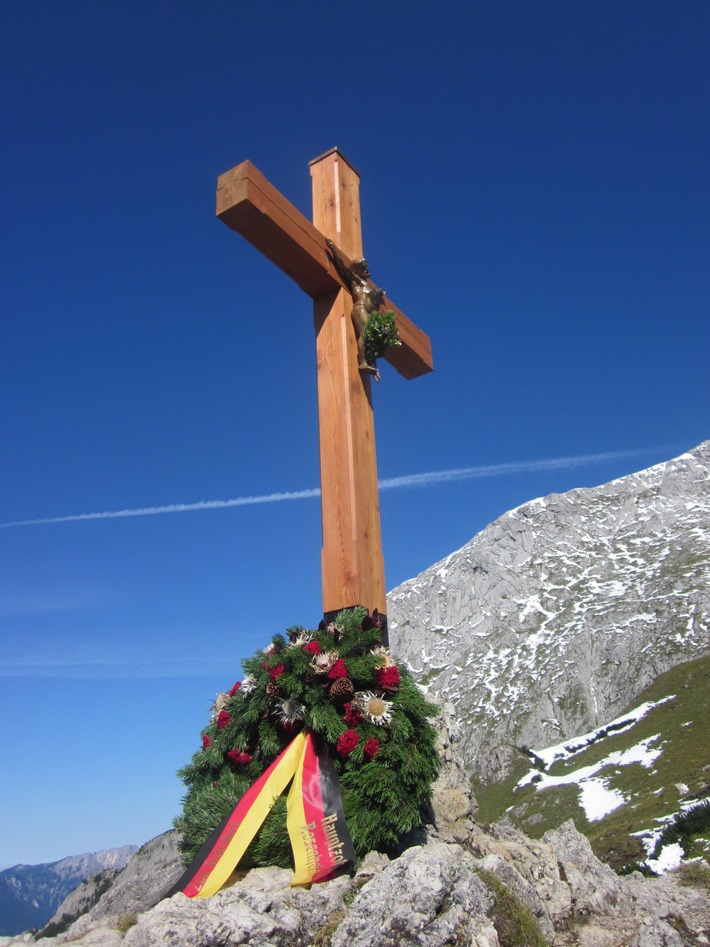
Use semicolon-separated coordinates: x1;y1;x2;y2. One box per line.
326;239;386;378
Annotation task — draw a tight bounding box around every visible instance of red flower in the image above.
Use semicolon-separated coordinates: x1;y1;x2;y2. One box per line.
202;734;213;749
342;702;363;726
227;748;253;766
217;710;232;730
270;664;285;680
375;665;400;692
328;659;348;680
337;729;360;757
228;681;241;696
363;737;380;761
304;640;321;656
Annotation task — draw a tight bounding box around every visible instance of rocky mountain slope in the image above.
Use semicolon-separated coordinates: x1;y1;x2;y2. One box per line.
0;848;136;937
36;833;183;940
1;706;709;946
388;441;710;781
10;828;710;947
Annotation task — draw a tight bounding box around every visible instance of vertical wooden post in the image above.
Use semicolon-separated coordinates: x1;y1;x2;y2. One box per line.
310;149;387;617
217;155;432;621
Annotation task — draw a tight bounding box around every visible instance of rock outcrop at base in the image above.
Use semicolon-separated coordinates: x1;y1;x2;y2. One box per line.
3;822;708;947
3;700;708;947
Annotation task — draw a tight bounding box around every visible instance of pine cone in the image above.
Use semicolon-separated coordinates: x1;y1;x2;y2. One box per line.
329;677;354;702
265;681;279;697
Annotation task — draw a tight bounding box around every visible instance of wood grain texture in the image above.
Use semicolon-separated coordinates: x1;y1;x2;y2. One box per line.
216;152;434;614
216;159;433;379
382;301;433;379
311;151;386;615
217;161;338;298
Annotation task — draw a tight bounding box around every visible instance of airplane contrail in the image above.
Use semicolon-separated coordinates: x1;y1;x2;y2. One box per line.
0;448;653;529
0;489;322;528
377;449;647;489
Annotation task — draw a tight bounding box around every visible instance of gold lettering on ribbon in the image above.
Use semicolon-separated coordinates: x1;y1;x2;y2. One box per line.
300;820;322;875
320;813;348;868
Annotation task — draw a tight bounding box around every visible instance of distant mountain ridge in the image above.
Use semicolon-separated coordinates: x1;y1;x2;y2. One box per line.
0;846;137;936
388;441;710;780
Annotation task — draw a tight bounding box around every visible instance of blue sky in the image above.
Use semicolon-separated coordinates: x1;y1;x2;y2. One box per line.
1;1;708;868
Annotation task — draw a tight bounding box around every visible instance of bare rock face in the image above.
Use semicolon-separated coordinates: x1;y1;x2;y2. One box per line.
9;823;706;947
542;820;631;918
122;865;356;947
79;832;183;922
3;711;708;946
428;698;478;840
387;442;710;779
330;843;493;947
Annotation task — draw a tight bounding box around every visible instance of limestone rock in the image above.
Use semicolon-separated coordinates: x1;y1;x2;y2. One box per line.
82;831;182;921
468;820;573;929
331;842;492;947
423;697;478;845
629;917;686;946
543;819;631;917
123;866;355;947
388;442;710;780
3;819;707;947
625;870;710;945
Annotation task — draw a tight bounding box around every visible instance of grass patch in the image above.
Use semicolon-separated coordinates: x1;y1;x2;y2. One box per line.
477;869;549;947
512;783;588;839
312;909;348;946
616;860;658;878
116;915;137;933
419;667;444;686
471;755;530;824
474;754;589;840
594;829;647;871
583;655;710;868
677;861;710;892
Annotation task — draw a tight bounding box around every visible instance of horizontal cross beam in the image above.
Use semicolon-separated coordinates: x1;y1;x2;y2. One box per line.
216;161;433;380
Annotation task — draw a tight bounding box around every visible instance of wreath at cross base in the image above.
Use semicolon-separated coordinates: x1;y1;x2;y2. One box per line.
174;607;440;874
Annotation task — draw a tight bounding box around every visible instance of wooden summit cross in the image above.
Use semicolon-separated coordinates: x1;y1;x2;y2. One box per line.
216;148;433;620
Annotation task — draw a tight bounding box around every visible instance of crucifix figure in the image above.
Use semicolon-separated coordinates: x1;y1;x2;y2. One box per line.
216;148;433;622
325;239;385;376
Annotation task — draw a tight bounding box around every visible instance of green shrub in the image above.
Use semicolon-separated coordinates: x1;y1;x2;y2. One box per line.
651;800;710;858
